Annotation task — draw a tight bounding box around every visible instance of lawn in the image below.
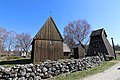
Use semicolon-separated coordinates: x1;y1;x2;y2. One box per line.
0;55;119;79
49;61;117;80
115;55;120;61
0;58;32;67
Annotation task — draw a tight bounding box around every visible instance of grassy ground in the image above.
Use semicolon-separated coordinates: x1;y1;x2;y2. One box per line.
0;55;119;79
0;58;32;67
49;60;117;80
114;55;120;61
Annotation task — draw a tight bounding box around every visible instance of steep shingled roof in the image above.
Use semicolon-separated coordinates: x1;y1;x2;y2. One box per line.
90;28;107;37
34;16;63;41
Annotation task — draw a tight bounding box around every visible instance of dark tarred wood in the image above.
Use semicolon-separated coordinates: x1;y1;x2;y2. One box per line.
72;44;85;59
31;16;63;63
87;28;114;60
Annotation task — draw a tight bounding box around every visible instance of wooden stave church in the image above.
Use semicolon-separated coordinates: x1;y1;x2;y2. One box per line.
31;16;64;63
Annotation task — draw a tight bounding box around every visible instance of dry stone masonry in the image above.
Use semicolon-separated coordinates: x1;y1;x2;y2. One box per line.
0;56;102;80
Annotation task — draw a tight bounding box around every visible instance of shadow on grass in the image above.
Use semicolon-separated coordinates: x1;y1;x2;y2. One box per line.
0;59;32;65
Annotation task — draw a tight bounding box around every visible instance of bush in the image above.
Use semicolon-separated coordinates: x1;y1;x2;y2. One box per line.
0;55;5;57
6;56;22;60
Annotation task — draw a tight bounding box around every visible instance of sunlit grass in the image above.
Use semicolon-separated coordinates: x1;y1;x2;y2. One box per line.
49;61;117;80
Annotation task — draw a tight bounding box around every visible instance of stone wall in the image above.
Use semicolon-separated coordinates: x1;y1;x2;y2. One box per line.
0;56;102;80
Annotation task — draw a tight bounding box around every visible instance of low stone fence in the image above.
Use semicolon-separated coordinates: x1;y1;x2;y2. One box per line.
0;56;102;80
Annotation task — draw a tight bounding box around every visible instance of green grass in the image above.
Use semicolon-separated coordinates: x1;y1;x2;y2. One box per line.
116;56;120;61
111;55;120;61
0;56;119;79
0;58;32;67
49;61;117;80
0;64;16;67
0;58;31;67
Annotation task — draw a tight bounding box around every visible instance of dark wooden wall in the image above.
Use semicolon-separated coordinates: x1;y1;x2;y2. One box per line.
87;29;114;59
32;40;63;63
87;36;107;56
73;46;85;59
32;17;64;63
64;52;70;59
78;46;85;58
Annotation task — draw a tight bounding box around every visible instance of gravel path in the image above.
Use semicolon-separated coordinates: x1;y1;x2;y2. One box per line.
81;62;120;80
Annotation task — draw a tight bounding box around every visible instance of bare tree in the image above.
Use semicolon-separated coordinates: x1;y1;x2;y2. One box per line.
0;27;32;57
15;33;32;57
64;19;91;47
114;44;120;51
0;27;8;52
5;31;16;52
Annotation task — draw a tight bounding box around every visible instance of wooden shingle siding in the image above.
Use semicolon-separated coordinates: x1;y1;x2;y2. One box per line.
72;44;85;59
87;28;114;60
33;40;63;62
32;16;63;63
35;17;63;41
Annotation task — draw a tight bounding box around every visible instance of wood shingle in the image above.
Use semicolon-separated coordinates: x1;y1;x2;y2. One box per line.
31;16;63;63
87;28;114;60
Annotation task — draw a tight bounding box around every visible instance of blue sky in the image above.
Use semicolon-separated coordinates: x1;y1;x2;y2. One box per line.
0;0;120;45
